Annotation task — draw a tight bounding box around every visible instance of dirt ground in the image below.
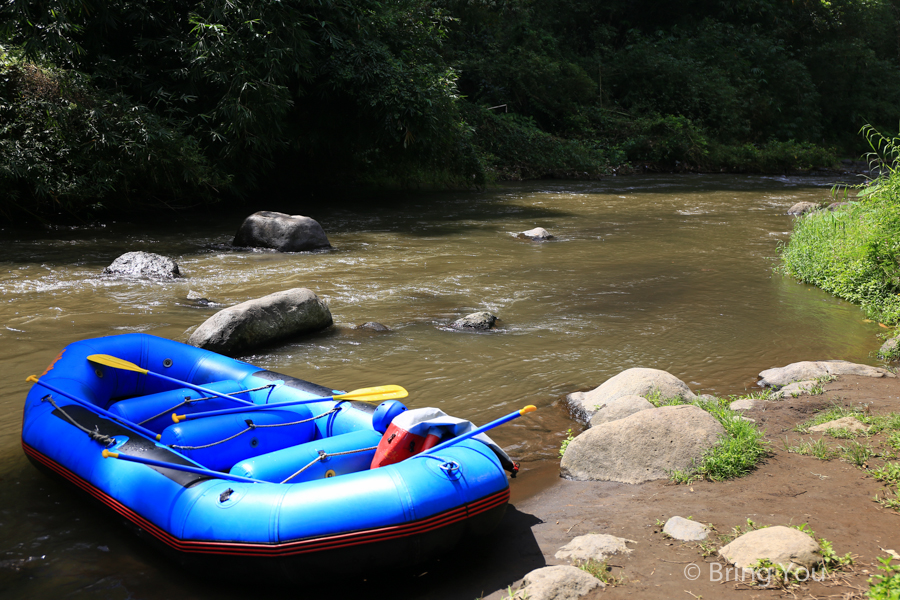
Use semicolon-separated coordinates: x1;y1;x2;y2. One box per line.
345;374;900;600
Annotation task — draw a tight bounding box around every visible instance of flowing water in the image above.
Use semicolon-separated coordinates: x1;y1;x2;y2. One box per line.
0;174;882;598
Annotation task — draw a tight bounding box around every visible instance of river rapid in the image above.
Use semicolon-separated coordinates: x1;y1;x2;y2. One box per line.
0;174;882;598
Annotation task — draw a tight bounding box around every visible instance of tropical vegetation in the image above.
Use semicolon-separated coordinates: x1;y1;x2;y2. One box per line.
3;0;900;220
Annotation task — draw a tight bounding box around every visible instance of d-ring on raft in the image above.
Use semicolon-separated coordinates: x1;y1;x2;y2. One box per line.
20;333;531;581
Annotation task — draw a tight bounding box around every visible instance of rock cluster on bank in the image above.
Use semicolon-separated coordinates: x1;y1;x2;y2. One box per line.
758;360;894;386
565;367;695;424
561;404;724;483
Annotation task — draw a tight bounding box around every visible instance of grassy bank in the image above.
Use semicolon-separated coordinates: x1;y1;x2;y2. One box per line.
779;144;900;337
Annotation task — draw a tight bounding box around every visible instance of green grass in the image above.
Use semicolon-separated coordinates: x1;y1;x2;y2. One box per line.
871;462;900;484
784;438;839;460
868;556;900;600
646;393;769;483
559;428;575;458
780;126;900;327
577;559;626;586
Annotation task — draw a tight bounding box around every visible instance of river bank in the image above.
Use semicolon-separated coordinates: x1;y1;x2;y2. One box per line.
476;373;900;600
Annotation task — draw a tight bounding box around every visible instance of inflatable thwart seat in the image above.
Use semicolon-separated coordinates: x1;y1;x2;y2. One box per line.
21;334;517;580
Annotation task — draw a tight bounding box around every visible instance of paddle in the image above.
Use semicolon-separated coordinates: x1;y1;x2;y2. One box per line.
26;375;163;441
415;405;537;458
87;354;255;407
171;385;408;423
101;449;265;484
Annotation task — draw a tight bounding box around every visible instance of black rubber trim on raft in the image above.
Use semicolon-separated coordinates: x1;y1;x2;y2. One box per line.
251;370;338;399
22;440;509;558
48;405;209;487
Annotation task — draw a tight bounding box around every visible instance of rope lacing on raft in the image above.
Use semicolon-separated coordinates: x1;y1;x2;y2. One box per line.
167;407;341;451
136;384;277;425
41;395;116;447
280;445;379;484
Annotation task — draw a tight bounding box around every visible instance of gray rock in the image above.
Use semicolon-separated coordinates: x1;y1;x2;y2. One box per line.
102;251;181;279
758;360;894;387
787;201;820;216
554;534;635;563
827;201;849;211
589;395;654;427
728;399;770;411
565;368;696;424
354;322;390;331
772;380;819;399
516;227;554;240
560;405;724;484
719;526;822;572
187;288;332;355
233;211;330;252
808;416;868;433
515;565;604;600
663;517;710;541
450;311;498;330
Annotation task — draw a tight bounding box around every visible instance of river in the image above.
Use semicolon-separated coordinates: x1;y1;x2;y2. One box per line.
0;174;881;598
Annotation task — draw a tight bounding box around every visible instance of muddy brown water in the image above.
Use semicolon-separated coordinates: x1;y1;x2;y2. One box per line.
0;174;884;598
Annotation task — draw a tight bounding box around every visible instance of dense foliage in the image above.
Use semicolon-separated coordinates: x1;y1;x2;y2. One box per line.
780;127;900;329
2;0;900;218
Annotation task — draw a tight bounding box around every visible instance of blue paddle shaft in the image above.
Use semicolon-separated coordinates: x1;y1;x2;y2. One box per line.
147;371;254;406
418;407;533;457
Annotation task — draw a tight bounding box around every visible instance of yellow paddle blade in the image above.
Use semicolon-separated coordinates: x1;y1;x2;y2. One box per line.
87;354;149;375
519;405;537;415
334;385;408;403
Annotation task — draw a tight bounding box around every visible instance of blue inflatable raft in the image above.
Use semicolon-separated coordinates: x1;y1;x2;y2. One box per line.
21;334;515;580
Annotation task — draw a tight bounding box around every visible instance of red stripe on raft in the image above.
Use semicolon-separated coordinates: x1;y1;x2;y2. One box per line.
22;441;510;558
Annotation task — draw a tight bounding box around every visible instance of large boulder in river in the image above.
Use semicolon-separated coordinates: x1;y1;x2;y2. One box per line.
565;368;695;424
187;288;332;355
102;251;181;279
758;360;894;387
560;405;724;484
233;211;331;252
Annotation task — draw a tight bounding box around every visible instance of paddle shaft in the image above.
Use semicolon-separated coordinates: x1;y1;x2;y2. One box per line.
417;405;536;457
173;386;409;422
27;376;162;441
137;371;255;407
86;355;255;407
102;450;264;484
